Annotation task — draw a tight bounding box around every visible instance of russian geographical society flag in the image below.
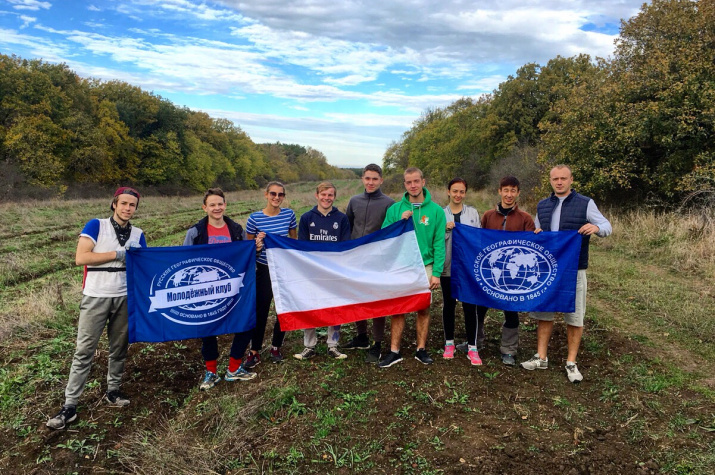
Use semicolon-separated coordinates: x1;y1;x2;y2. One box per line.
264;219;431;331
126;242;256;343
451;226;581;312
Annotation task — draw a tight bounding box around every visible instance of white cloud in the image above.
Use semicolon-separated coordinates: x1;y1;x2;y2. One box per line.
87;4;100;12
7;0;51;11
18;14;34;28
116;0;247;24
218;0;639;64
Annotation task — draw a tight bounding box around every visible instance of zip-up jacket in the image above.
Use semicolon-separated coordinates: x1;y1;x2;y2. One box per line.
536;191;590;269
443;204;480;278
183;216;245;245
298;206;351;242
382;187;446;277
346;189;395;239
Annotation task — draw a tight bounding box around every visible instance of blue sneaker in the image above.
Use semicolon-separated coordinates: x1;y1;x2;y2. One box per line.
225;367;256;382
199;371;221;390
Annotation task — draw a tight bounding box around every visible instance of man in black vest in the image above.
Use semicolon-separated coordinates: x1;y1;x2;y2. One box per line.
521;165;611;383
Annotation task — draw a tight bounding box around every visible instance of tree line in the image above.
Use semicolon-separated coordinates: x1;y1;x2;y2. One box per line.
382;0;714;206
0;55;353;198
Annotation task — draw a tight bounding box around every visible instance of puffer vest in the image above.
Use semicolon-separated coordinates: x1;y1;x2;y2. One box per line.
536;191;590;269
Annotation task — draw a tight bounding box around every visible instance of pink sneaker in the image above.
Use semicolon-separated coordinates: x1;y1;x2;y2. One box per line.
467;349;482;366
443;344;455;359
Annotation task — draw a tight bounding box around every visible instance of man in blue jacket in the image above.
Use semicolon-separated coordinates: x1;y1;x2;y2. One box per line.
521;165;612;383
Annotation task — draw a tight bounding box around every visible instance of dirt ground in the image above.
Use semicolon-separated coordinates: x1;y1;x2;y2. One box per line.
2;304;713;475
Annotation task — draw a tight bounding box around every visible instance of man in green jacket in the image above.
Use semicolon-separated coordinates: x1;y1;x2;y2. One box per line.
379;167;446;367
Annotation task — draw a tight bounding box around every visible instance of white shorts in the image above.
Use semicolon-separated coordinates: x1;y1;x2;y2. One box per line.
529;269;587;327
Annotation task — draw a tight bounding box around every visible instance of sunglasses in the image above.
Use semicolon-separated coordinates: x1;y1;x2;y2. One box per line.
268;191;286;198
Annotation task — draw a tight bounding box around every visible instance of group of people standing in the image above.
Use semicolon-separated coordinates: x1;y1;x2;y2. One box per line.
47;163;611;430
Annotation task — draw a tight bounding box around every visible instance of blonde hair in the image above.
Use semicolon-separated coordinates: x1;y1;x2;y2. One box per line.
404;167;423;179
316;181;336;196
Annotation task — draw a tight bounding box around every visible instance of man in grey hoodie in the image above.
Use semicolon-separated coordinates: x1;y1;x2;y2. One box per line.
342;164;395;362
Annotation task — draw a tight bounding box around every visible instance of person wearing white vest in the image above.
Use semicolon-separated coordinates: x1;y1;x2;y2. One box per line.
47;187;147;430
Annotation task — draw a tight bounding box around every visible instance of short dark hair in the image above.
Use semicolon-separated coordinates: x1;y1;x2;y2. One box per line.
499;176;520;190
447;177;468;192
203;188;225;204
363;163;382;177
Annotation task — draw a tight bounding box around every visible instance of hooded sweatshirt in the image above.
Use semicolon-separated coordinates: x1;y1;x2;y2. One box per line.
382;187;446;277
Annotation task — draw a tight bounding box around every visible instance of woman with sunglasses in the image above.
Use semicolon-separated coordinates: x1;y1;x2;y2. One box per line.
243;181;297;368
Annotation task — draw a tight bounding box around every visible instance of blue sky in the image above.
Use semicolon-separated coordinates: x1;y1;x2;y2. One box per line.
0;0;645;167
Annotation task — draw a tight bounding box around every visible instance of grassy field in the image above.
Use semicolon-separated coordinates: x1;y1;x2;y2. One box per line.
0;181;713;474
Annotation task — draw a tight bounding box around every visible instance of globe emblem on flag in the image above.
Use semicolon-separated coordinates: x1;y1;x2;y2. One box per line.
475;246;553;294
166;265;231;311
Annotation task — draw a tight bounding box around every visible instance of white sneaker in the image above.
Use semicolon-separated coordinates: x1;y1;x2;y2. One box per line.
521;354;548;370
565;363;583;383
328;347;347;359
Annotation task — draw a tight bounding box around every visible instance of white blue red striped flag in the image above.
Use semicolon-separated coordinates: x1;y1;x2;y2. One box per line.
264;219;431;331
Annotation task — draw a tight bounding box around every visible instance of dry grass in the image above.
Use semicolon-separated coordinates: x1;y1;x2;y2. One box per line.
117;374;293;475
606;209;715;279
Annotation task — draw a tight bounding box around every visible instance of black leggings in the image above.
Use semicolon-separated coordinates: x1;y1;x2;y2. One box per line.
251;263;285;351
201;331;252;361
441;276;478;345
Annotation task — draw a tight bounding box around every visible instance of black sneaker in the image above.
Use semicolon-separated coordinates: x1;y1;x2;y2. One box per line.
46;405;77;430
270;347;283;363
105;390;130;407
365;342;382;363
415;348;434;365
341;335;370;350
242;352;261;369
378;351;403;368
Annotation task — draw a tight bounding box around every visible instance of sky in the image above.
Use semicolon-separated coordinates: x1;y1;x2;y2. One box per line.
0;0;646;168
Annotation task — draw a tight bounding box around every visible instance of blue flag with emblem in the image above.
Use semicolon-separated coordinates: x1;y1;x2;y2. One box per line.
451;226;581;312
126;241;256;343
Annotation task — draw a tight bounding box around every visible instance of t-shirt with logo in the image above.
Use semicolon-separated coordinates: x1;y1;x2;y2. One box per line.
207;223;231;244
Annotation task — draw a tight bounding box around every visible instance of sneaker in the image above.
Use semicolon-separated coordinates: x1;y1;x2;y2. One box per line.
467;349;483;366
415;349;434;365
341;335;370;350
521;354;548;371
378;351;403;368
270;347;283;363
443;343;455;359
199;371;221;390
46;405;77;430
105;390;130;407
225;367;257;382
365;342;381;363
294;347;317;360
242;352;261;369
501;353;516;366
565;363;583;383
328;347;348;359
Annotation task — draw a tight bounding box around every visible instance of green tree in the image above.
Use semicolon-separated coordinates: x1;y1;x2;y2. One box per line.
541;0;715;203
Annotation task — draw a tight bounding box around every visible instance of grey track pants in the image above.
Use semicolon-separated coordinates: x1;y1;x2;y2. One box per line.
64;295;129;406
